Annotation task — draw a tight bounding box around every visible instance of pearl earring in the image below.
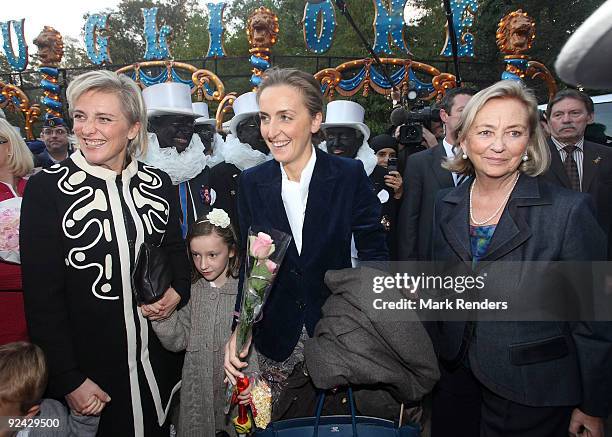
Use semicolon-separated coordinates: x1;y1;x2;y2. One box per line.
522;153;529;162
462;152;468;160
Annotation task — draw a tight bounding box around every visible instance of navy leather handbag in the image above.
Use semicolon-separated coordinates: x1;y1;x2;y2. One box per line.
255;388;420;437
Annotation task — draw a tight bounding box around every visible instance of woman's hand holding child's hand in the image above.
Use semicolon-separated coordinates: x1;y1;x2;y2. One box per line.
65;378;110;416
141;287;181;320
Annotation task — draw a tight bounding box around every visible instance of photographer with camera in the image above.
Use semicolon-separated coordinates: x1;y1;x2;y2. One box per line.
371;134;404;258
397;87;477;261
390;104;441;175
371;133;404;200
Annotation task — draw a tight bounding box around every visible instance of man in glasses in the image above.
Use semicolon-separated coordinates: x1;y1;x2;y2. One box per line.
34;117;72;168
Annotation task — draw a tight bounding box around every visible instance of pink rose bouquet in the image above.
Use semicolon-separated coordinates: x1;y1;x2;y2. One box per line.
235;228;291;355
225;228;290;417
0;197;22;264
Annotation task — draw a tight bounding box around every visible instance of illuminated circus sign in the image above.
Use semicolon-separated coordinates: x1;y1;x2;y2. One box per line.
0;0;477;71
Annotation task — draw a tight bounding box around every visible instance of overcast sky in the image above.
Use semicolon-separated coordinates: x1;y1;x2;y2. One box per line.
1;0;125;46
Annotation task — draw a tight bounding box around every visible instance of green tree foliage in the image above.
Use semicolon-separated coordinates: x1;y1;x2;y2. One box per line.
4;0;605;132
223;0;386;60
0;54;11;73
409;0;607;99
172;8;209;60
222;0;404;132
61;37;90;69
104;0;199;65
473;0;606;68
405;0;446;59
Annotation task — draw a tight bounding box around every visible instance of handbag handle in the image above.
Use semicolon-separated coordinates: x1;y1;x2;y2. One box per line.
312;387;358;437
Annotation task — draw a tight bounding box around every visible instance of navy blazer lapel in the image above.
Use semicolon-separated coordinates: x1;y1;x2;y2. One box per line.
300;149;338;261
548;140;572;189
582;142;598;193
440;182;472;261
255;162;294;250
432;145;454;188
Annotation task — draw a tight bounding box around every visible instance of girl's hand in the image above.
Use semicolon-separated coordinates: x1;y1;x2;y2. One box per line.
141;287;181;320
384;170;403;199
223;330;251;385
237;383;253;405
79;394;106;416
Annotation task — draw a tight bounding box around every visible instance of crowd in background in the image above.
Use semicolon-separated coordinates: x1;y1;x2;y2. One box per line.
0;62;611;437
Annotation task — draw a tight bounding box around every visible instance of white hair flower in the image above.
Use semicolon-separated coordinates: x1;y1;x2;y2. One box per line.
206;208;231;229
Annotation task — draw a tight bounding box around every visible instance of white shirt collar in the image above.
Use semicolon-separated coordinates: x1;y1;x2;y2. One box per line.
551;136;584;151
442;137;463;185
442;137;455;158
280;146;316;255
0;180;18;197
280;145;317;188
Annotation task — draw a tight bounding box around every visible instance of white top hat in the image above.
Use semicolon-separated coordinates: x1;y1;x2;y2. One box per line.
555;0;612;89
228;92;260;136
321;100;370;141
143;82;198;118
192;102;216;126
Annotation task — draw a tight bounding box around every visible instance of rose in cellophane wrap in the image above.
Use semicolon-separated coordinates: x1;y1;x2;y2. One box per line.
224;228;290;416
0;197;22;264
236;227;291;355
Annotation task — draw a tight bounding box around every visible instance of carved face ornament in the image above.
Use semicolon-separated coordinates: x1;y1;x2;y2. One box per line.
33;26;64;66
508;17;533;52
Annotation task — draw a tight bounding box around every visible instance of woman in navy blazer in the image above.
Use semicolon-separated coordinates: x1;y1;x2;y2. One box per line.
430;80;612;437
223;69;388;402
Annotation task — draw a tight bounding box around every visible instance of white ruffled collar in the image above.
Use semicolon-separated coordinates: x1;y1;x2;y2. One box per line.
318;140;378;176
141;133;209;184
207;133;226;168
217;134;272;171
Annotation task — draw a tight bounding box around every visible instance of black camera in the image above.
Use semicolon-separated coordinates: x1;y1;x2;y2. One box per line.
393;105;441;146
387;157;398;173
408;105;441;123
398;124;421;146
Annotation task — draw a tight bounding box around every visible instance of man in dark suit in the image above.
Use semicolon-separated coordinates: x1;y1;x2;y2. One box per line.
34;117;72;168
397;87;476;261
542;89;612;258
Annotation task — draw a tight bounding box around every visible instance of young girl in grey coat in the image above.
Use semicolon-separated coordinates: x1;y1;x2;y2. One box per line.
151;209;252;436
